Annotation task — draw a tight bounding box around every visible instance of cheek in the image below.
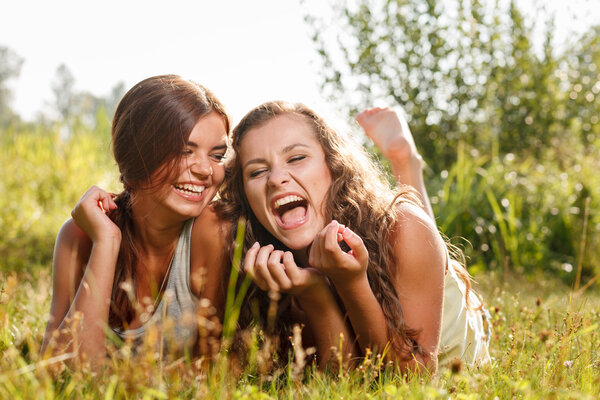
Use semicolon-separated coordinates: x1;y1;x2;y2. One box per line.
212;165;226;185
243;181;266;217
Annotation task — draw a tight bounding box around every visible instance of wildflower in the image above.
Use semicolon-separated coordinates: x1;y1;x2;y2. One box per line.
450;358;462;374
563;360;573;368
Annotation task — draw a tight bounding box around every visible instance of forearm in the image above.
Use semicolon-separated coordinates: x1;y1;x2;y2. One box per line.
333;276;390;357
336;279;434;373
46;238;120;361
296;285;357;368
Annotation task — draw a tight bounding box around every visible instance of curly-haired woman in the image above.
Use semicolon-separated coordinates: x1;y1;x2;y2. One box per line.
217;102;491;372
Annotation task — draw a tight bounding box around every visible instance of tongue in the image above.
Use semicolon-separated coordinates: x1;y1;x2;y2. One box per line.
280;206;306;225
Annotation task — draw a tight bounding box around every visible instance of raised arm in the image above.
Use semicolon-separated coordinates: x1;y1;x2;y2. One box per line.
41;186;121;364
356;107;435;222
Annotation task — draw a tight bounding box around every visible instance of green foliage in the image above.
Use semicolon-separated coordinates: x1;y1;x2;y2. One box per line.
306;0;600;168
428;143;599;281
0;121;118;272
306;0;600;282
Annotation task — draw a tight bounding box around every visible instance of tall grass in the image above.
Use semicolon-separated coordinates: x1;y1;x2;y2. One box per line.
427;141;599;285
1;121;599;397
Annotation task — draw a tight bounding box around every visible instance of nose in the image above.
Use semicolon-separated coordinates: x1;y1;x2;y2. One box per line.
189;155;213;178
267;165;290;187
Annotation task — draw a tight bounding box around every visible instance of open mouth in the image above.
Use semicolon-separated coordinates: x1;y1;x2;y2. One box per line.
273;195;308;227
173;183;205;196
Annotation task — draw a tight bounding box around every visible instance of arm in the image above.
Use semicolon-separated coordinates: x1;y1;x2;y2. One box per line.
41;186;121;364
309;206;445;372
356;107;435;222
189;206;231;356
243;243;357;367
190;205;231;319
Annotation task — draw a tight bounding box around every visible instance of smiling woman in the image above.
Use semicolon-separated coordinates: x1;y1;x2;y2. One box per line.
41;75;232;364
217;101;491;372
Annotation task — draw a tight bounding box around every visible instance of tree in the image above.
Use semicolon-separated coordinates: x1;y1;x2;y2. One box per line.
0;46;24;126
51;63;76;125
305;0;598;171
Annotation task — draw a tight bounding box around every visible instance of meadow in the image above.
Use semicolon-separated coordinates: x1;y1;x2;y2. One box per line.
0;117;599;399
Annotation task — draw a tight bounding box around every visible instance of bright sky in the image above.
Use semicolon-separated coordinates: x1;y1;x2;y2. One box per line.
2;0;598;128
1;0;344;127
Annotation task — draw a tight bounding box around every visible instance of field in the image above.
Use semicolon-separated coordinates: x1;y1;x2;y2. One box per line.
1;123;599;398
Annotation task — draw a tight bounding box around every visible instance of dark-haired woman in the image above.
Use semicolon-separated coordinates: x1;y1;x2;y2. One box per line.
217;103;491;372
41;75;232;363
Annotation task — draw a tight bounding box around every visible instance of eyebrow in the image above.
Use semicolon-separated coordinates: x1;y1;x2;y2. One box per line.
242;143;310;170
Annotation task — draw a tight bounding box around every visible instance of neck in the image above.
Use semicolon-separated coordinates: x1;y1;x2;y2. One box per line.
130;202;184;260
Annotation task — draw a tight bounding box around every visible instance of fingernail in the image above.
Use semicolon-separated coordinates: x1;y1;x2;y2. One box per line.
252;242;259;248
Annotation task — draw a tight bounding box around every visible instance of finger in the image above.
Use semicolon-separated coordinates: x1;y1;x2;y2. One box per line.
88;187;113;210
341;227;368;264
323;221;344;258
100;197;116;213
106;195;118;210
282;251;301;282
242;242;260;274
254;245;279;292
336;223;345;242
308;223;329;268
267;251;292;290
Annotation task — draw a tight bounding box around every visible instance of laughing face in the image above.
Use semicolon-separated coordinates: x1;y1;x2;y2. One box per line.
239;114;332;251
140;112;228;221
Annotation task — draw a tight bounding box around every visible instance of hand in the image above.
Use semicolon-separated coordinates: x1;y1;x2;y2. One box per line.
243;243;326;298
356;107;421;167
308;220;369;285
71;185;121;243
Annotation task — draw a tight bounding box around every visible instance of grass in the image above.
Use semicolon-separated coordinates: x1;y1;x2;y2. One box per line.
1;268;599;398
1;122;599;398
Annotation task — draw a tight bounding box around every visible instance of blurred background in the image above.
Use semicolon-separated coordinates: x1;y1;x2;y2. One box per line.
1;0;599;288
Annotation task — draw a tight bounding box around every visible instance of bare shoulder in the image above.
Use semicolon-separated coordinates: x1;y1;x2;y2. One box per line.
189;204;232;314
191;203;233;249
391;202;446;283
54;218;92;274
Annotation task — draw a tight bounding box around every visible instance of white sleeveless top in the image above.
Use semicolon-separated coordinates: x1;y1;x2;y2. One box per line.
112;219;197;354
438;261;492;368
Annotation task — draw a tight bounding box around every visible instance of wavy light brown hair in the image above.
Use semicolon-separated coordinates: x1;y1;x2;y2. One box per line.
217;100;436;357
108;75;230;328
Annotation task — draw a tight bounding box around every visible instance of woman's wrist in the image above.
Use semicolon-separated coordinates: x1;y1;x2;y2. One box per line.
330;272;370;299
90;235;121;261
295;277;334;308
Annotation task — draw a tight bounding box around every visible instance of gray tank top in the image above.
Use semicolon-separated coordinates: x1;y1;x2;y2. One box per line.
112;219;197;353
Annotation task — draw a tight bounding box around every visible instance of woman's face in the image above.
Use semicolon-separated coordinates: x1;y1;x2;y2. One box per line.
239;114;332;250
143;112;228;220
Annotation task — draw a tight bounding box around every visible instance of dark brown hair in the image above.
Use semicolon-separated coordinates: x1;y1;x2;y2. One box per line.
217;101;426;357
108;75;230;327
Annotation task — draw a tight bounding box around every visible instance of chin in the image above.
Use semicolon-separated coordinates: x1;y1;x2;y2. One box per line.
278;233;314;252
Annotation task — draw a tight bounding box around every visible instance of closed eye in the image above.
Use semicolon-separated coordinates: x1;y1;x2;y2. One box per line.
288;155;306;163
248;168;267;178
211;153;227;162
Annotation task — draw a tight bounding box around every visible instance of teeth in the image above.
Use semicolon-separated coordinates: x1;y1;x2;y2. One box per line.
175;184;205;194
274;195;304;209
